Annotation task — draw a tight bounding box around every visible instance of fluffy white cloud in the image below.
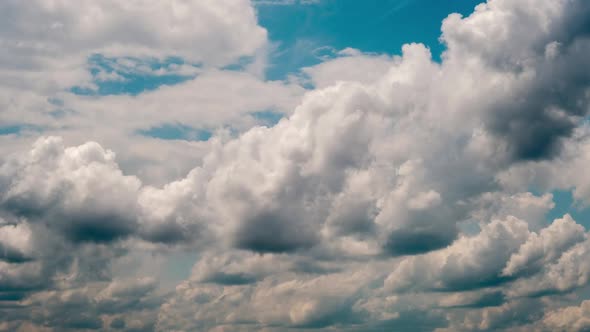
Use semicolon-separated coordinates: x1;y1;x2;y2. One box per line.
385;217;530;292
472;192;555;231
0;222;33;263
58;69;305;133
0;0;266;90
503;214;585;277
385;212;590;299
0;136;142;243
300;48;397;88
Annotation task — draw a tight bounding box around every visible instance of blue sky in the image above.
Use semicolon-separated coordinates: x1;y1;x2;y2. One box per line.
71;55;197;96
258;0;484;79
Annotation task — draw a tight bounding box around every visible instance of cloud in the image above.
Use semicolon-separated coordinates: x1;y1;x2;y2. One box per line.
0;136;141;243
157;259;375;331
385;216;530;292
385;212;590;300
0;0;266;80
543;300;590;332
300;49;397;88
2;277;163;331
153;213;590;330
502;214;585;277
1;0;590;330
0;136;210;246
0;222;33;263
443;298;545;331
0;0;293;190
441;0;590;161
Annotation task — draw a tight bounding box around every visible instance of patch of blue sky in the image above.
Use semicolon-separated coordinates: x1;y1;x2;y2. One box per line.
222;56;257;72
138;123;212;142
160;251;201;290
256;0;485;80
46;97;78;119
0;124;41;136
546;190;590;229
71;54;199;96
459;189;590;234
47;97;64;107
47;109;74;119
251;110;285;127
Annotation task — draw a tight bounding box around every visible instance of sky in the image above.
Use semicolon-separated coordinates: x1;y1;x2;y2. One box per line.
1;0;590;331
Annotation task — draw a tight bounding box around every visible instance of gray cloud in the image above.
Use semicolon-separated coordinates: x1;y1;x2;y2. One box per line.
441;0;590;161
543;300;590;332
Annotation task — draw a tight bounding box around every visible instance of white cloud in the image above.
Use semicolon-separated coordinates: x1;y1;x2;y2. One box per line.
2;0;590;330
0;137;142;243
385;216;531;292
0;0;266;75
301;49;397;88
503;214;585;277
0;222;33;263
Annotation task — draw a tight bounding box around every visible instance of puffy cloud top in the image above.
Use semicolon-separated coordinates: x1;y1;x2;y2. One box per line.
1;0;590;331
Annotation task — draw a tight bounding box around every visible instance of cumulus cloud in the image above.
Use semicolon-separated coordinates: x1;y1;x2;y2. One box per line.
543;300;590;332
0;222;33;263
2;0;590;330
0;277;163;332
0;136;205;245
0;0;295;189
385;217;530;292
300;48;397;88
441;0;590;161
502;214;585;277
0;136;141;243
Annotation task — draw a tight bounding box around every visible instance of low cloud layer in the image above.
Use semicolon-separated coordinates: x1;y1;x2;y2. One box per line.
1;0;590;331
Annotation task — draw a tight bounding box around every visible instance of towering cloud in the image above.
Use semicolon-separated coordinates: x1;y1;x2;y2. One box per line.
0;0;590;331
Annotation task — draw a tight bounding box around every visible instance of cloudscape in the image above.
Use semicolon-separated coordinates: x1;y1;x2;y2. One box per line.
1;0;590;331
